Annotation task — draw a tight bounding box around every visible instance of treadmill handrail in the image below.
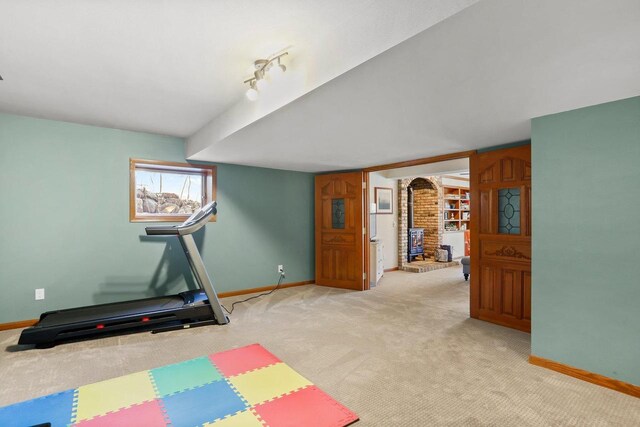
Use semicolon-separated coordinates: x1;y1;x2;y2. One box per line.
145;201;217;236
145;226;179;235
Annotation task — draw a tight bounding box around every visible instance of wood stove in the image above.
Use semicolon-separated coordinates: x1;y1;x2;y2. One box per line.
408;228;425;261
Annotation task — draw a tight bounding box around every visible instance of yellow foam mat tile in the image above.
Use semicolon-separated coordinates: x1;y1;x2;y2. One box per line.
228;363;312;406
204;409;265;427
74;371;157;421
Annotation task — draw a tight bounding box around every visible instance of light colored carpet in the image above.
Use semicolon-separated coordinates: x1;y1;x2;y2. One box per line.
1;267;638;426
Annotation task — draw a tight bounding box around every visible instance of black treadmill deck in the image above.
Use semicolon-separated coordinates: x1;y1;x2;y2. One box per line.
19;291;216;347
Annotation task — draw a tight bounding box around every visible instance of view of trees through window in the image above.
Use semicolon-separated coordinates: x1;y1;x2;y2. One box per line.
135;169;203;215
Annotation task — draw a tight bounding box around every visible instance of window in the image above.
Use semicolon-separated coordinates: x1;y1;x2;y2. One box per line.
332;198;345;229
129;159;216;222
498;187;520;234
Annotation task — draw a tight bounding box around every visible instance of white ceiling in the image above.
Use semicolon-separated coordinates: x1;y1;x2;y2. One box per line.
0;0;477;137
188;0;640;171
2;1;638;173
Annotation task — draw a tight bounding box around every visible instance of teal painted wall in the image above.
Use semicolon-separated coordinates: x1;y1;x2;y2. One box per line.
0;114;315;323
531;97;640;385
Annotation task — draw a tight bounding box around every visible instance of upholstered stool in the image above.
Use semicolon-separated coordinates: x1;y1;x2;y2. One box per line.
461;256;470;281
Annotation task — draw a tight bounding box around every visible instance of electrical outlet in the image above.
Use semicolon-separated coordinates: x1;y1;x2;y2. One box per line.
35;288;45;300
278;265;284;274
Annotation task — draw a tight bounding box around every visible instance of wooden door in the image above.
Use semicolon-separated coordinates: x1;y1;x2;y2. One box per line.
315;172;365;290
470;145;532;332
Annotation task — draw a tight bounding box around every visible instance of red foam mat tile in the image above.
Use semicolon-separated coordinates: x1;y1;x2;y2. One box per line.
253;386;358;427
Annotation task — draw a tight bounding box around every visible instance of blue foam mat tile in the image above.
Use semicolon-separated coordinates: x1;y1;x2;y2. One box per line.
0;388;76;427
162;380;247;426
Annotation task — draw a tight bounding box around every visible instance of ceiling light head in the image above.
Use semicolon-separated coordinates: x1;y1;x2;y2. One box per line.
270;58;286;78
245;84;258;101
256;78;269;91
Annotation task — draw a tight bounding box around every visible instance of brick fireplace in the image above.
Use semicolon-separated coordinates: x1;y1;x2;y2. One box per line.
398;177;443;269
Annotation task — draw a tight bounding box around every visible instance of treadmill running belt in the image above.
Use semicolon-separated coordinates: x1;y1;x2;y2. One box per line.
37;296;187;327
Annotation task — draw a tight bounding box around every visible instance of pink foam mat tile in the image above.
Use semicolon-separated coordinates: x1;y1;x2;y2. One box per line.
210;343;281;377
73;399;169;427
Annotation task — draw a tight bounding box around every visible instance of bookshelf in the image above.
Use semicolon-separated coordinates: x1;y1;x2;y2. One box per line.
443;186;470;232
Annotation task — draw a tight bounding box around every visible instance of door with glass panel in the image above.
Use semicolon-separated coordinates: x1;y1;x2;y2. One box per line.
470;145;532;332
315;172;365;290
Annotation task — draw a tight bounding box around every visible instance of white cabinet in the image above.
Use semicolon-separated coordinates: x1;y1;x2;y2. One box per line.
370;241;384;287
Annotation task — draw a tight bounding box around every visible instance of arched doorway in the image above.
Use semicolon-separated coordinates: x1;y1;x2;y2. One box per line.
398;177;443;269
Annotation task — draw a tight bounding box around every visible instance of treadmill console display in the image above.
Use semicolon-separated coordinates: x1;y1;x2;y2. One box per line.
183;201;216;227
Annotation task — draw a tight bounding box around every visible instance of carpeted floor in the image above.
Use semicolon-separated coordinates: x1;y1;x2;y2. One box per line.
1;267;638;426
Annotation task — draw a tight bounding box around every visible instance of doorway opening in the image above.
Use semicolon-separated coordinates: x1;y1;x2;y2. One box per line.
365;157;470;282
316;146;532;334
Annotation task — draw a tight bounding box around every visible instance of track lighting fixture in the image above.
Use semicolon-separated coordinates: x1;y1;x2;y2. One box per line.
244;52;288;101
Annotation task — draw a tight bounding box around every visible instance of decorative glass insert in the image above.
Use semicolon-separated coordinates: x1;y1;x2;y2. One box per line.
332;198;345;229
498;188;521;234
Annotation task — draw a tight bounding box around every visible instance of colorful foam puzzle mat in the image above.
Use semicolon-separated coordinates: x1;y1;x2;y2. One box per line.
0;344;359;427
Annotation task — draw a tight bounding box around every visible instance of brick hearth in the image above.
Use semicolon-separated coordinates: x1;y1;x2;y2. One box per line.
401;260;460;273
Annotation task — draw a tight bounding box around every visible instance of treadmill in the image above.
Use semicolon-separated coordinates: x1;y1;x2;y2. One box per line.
19;201;229;348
